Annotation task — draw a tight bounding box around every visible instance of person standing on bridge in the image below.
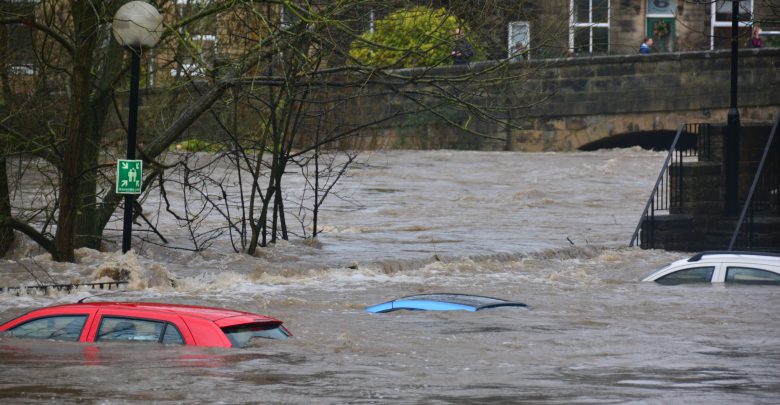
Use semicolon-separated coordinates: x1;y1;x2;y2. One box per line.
639;37;653;54
451;28;475;65
747;26;762;48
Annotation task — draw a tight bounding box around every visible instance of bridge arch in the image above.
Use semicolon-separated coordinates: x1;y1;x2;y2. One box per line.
577;129;696;151
364;49;780;152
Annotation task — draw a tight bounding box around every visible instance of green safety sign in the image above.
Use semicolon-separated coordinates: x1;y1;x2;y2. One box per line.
116;159;143;194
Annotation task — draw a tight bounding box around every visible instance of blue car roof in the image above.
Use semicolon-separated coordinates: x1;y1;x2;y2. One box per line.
365;293;528;313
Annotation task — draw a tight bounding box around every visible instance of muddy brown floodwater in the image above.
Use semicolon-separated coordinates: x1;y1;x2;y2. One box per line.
0;149;778;403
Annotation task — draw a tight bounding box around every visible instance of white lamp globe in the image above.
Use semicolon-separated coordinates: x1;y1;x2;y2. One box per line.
112;1;163;49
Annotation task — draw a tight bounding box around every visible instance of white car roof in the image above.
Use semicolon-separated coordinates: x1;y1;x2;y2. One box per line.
685;251;780;266
643;251;780;282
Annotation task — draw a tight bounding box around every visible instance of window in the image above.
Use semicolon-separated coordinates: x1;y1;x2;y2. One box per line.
710;0;754;50
171;0;218;77
2;1;37;74
9;315;87;341
97;317;183;344
162;324;185;344
714;0;753;23
725;267;780;285
570;0;610;54
647;0;675;17
222;323;290;348
656;266;714;284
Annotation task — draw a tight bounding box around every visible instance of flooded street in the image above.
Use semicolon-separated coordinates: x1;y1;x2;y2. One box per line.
1;149;779;403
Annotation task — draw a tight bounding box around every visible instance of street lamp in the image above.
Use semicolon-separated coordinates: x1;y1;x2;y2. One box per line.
112;1;163;253
725;0;741;216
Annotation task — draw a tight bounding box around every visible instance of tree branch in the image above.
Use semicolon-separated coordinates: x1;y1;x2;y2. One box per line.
0;16;75;57
0;216;57;259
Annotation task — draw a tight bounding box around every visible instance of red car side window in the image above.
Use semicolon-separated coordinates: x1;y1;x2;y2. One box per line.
96;317;184;345
8;315;88;342
162;323;184;344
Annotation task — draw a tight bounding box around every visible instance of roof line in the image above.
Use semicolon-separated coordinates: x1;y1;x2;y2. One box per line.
688;251;780;262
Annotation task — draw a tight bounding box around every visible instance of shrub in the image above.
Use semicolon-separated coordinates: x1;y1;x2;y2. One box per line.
349;7;473;68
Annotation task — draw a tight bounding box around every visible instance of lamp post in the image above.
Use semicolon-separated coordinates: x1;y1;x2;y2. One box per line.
112;1;163;253
725;0;741;216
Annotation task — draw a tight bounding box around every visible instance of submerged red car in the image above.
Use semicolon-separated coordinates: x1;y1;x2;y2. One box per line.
0;302;291;348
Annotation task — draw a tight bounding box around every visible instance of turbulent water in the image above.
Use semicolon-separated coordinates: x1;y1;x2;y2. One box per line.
1;149;779;404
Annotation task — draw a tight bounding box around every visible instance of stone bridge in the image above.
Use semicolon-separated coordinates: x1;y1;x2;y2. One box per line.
353;48;780;151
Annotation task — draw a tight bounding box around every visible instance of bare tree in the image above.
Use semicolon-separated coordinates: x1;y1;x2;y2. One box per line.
0;0;565;261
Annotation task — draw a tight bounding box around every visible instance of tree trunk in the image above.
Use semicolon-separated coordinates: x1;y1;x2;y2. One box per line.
55;0;98;262
0;5;15;255
0;157;14;255
75;22;125;251
73;106;101;250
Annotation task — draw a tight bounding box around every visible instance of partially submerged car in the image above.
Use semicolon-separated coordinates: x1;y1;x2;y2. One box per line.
0;302;291;348
366;293;528;313
642;251;780;285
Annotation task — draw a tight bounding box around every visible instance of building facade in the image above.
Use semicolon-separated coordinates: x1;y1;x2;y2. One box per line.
499;0;776;58
1;1;777;86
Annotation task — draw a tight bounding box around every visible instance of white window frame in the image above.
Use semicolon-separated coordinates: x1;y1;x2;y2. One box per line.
9;65;36;75
710;0;754;50
569;0;611;54
280;6;292;29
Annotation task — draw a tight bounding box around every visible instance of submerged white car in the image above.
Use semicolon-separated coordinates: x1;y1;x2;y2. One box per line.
642;251;780;285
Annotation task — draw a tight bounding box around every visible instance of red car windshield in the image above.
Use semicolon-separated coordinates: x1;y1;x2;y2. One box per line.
221;322;290;348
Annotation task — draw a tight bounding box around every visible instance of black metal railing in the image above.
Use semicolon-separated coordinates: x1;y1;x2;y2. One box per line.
728;112;780;251
629;123;709;248
0;281;127;295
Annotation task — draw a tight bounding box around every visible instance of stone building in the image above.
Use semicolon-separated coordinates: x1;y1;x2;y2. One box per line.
2;1;777;83
450;0;778;59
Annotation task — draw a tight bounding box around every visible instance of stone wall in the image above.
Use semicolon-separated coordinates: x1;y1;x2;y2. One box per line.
117;48;780;153
347;48;780;151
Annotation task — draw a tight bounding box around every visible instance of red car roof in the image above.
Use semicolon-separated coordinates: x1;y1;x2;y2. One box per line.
50;302;276;323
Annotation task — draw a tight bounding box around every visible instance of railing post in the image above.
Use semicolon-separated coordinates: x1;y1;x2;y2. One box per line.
649;199;655;249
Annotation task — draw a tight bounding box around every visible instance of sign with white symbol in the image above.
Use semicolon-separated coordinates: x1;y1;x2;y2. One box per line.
116;159;142;194
508;21;530;59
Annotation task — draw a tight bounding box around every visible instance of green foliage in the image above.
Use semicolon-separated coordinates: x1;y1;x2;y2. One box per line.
349;6;470;68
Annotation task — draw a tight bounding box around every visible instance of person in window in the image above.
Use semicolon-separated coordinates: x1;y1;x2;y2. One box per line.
747;26;762;48
450;28;474;65
639;37;653;54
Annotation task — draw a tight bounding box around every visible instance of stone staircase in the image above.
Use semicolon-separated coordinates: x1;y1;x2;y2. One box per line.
640;123;780;251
